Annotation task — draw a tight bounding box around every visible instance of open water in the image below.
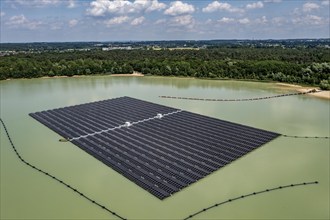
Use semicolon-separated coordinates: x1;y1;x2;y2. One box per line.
1;76;329;219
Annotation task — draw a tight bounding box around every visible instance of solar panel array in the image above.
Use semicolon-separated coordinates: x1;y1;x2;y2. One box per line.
29;96;280;200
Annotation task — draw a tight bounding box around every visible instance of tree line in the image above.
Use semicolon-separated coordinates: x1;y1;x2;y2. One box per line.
0;48;329;89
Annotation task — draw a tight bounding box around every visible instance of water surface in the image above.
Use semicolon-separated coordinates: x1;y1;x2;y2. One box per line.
1;76;329;219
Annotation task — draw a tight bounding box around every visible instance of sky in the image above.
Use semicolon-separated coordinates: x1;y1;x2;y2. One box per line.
0;0;329;42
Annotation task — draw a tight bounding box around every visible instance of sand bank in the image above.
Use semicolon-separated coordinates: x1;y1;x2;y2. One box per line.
276;83;329;100
110;72;144;77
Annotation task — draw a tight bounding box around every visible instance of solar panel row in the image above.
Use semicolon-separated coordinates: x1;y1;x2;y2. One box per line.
30;96;280;199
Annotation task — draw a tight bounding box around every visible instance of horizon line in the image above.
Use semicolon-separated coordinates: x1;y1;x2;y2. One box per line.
1;38;330;44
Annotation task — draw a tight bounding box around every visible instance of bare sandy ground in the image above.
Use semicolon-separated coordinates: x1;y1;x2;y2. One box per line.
40;72;144;79
276;83;329;100
110;72;144;77
41;76;70;79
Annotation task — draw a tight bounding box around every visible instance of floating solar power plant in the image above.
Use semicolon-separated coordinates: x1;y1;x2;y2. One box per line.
29;96;280;200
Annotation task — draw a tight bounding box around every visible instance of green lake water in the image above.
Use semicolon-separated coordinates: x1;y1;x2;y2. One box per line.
1;76;329;219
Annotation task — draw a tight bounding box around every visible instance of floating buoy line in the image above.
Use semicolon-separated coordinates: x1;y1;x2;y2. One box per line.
282;134;329;139
0;113;325;219
158;91;326;219
183;181;319;220
159;89;329;140
159;89;321;102
0;118;127;220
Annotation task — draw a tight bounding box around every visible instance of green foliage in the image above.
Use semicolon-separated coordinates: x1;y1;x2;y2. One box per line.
320;80;330;90
0;48;329;86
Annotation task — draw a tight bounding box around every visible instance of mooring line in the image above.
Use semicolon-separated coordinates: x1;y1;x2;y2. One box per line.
160;90;321;102
1;116;325;220
0;118;127;220
182;181;319;220
68;110;182;141
282;134;329;139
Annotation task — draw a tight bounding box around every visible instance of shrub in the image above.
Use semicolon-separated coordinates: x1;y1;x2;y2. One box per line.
319;79;330;90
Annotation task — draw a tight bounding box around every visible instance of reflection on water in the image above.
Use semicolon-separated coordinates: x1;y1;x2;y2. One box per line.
1;76;329;219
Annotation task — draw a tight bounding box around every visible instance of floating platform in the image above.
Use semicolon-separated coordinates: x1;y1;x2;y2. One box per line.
29;96;280;200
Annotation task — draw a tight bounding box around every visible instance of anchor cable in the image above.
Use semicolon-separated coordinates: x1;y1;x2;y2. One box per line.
0;117;325;220
183;181;319;220
282;134;329;139
0;118;127;220
160;90;322;102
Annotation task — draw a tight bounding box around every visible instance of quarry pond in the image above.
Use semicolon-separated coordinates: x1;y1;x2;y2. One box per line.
1;76;329;219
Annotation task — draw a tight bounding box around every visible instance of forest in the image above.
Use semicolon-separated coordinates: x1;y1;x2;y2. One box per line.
1;47;329;89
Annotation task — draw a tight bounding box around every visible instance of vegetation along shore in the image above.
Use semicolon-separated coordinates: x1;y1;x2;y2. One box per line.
1;40;329;91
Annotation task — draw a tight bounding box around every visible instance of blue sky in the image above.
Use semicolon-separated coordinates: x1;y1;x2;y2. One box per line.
0;0;329;42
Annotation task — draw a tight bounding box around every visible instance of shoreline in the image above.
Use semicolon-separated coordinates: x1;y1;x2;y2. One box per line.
275;83;330;100
2;75;329;100
110;72;144;77
39;72;144;79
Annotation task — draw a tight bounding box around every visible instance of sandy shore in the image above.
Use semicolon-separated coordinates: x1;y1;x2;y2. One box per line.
276;83;302;88
39;72;144;79
110;72;144;77
41;75;71;79
276;83;330;100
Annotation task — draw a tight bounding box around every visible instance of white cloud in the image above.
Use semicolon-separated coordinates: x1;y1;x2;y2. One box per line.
255;16;268;24
217;16;267;25
50;22;63;30
104;16;130;27
67;0;76;8
87;0;133;16
6;14;42;30
7;15;28;25
205;18;213;24
246;1;264;9
291;17;301;24
218;17;235;23
238;18;250;24
321;0;330;6
305;15;323;25
0;12;5;17
132;0;166;13
154;18;166;25
145;0;166;12
272;17;286;26
293;14;325;25
263;0;282;3
202;1;244;13
12;0;61;7
87;0;166;16
131;16;145;25
12;0;77;8
292;7;300;15
68;19;78;27
170;15;195;28
302;2;320;12
164;1;195;16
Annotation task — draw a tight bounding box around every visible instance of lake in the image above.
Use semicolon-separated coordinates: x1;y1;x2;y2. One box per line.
1;76;329;219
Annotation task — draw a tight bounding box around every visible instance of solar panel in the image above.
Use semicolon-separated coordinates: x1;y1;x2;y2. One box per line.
29;96;280;200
